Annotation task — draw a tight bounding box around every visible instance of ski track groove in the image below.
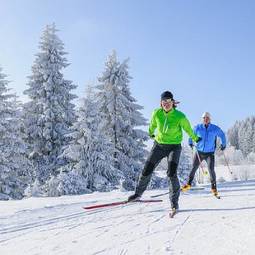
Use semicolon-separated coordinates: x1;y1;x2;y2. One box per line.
87;203;170;254
2;181;255;254
171;214;191;244
0;199;162;247
92;203;163;241
0;201;136;237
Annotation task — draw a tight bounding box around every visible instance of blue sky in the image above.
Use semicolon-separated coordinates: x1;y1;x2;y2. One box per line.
1;0;255;132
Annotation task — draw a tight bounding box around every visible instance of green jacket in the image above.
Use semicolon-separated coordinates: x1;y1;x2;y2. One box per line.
149;108;198;144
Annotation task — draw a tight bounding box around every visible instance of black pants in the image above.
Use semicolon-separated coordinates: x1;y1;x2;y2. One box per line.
135;142;182;209
188;151;216;189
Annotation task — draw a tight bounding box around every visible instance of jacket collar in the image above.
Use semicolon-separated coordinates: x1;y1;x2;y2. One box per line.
162;107;175;115
203;123;211;128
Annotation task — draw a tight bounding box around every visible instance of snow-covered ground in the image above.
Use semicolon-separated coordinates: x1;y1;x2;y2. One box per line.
1;180;255;255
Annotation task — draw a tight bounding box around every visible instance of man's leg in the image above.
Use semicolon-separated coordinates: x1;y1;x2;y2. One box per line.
167;145;182;209
188;152;204;185
129;142;166;201
205;153;216;190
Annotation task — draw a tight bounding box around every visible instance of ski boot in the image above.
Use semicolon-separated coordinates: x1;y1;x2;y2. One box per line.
127;193;141;202
169;207;178;218
181;184;191;192
211;188;220;199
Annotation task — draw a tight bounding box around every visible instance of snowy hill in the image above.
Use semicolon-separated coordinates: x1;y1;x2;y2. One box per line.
1;180;255;255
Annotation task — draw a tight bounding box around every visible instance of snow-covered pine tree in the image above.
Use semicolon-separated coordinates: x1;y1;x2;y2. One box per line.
252;121;255;154
96;51;148;190
237;119;253;157
149;146;195;189
56;85;119;194
22;24;77;194
216;145;244;166
149;158;169;189
227;121;241;150
228;116;255;157
0;67;32;200
178;145;195;186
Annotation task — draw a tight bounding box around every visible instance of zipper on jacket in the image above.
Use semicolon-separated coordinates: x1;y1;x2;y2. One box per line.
163;112;169;133
203;125;208;151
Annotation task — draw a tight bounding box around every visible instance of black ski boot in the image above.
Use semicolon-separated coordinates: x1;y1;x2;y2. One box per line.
211;183;220;198
169;207;178;218
128;193;141;202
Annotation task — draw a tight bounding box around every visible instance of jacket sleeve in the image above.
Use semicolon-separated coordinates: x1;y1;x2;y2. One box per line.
181;116;199;142
216;126;226;146
148;110;157;137
188;125;197;145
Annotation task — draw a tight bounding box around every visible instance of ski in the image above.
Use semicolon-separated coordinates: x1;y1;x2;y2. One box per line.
83;199;163;210
152;186;206;198
191;187;205;191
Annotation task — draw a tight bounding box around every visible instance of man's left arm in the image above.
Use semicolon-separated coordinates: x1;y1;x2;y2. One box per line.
217;126;226;150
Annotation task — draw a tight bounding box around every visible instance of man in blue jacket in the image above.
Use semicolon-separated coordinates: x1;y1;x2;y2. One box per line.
182;112;226;196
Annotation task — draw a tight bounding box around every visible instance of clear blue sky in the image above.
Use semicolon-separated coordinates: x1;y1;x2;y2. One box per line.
1;0;255;132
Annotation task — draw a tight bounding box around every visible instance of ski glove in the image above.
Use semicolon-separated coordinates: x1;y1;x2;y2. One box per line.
220;144;226;151
189;143;194;149
196;137;202;143
150;134;155;139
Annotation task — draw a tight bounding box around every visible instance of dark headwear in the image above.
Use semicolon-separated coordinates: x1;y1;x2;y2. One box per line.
161;91;173;100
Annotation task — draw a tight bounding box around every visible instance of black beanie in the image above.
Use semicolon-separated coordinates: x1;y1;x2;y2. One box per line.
161;91;173;100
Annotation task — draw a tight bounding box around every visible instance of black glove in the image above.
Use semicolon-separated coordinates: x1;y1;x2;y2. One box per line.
196;137;202;143
220;144;226;151
150;134;155;139
189;143;194;149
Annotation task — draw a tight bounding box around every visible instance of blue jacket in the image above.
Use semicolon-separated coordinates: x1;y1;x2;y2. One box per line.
189;123;226;153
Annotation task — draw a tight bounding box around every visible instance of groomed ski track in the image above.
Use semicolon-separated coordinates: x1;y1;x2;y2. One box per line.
1;180;255;255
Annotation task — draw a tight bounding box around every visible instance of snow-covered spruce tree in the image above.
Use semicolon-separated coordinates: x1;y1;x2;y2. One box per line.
149;158;169;190
0;67;32;200
178;145;195;186
216;145;244;166
228;116;255;157
22;24;77;195
238;121;251;157
227;121;241;150
56;85;119;195
96;51;148;190
149;146;194;189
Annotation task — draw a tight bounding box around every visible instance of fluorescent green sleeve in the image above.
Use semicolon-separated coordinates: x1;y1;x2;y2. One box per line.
180;116;198;142
148;110;157;137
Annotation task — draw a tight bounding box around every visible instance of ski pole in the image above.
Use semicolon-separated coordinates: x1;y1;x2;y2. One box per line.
195;148;207;176
192;147;200;183
222;151;233;175
151;191;169;198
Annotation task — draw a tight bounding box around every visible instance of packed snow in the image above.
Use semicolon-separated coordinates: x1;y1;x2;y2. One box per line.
1;179;255;255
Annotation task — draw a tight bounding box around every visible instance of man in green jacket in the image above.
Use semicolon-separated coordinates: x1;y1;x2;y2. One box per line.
128;91;200;214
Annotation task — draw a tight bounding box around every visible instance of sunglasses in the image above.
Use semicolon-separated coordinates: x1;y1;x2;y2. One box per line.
162;98;173;103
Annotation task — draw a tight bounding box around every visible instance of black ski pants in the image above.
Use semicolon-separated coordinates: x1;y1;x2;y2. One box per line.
188;151;216;188
135;142;182;209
